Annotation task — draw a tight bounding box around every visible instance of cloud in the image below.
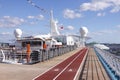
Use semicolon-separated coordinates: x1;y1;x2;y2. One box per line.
110;6;120;13
0;32;14;42
80;0;120;13
27;14;44;25
0;16;25;27
97;12;105;16
27;16;35;19
37;15;44;20
27;14;44;20
109;0;120;13
0;14;44;28
63;9;82;19
0;32;11;36
80;1;111;11
29;22;37;25
89;29;117;37
66;26;74;30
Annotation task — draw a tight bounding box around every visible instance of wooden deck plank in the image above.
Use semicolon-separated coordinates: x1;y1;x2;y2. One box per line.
79;48;110;80
92;55;99;80
87;51;93;80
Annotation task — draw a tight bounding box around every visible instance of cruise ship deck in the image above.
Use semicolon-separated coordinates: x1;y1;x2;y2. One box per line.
34;47;110;80
0;47;114;80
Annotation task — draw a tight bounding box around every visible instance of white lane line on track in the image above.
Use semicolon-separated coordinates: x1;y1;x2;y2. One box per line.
32;48;82;80
53;49;85;80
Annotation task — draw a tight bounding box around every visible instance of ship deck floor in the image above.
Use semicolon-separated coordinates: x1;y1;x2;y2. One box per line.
79;47;110;80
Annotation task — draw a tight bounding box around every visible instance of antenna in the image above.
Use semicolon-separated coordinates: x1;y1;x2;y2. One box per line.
50;10;54;21
50;10;54;35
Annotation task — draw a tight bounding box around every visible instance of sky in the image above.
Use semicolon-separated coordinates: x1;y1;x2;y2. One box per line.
0;0;120;43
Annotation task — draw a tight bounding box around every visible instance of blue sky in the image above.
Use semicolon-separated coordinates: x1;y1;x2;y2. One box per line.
0;0;120;43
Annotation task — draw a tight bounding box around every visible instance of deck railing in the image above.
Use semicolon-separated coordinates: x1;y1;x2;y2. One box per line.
0;45;77;64
30;45;77;63
94;47;120;80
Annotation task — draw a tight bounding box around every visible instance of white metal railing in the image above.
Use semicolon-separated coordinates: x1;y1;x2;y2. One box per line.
0;49;18;64
0;49;5;62
0;45;77;64
95;47;120;77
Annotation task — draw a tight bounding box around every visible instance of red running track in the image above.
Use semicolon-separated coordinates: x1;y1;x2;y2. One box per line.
34;48;88;80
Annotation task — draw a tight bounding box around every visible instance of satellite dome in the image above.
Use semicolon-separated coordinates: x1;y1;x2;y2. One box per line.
80;27;88;37
14;28;22;39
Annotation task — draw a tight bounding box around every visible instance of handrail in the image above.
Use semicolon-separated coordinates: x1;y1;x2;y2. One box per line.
94;47;120;80
0;45;77;64
0;49;5;62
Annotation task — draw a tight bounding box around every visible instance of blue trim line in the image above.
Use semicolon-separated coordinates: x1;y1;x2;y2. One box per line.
94;47;120;80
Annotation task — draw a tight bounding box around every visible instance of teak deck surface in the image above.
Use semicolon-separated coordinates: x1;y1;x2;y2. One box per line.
79;48;110;80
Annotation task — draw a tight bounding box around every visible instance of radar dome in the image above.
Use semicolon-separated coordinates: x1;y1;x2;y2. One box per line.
14;28;22;39
80;27;88;37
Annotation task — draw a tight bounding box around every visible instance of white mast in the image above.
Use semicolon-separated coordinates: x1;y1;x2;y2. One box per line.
50;10;60;36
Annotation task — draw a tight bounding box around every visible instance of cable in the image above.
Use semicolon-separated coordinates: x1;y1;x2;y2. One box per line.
27;0;46;13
